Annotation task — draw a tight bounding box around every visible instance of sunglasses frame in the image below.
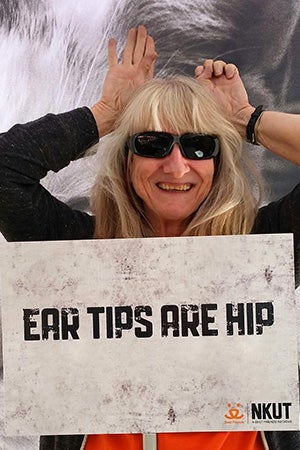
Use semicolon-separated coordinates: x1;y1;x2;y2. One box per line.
127;131;220;160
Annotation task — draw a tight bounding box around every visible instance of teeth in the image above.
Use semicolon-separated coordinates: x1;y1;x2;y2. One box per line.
158;183;191;191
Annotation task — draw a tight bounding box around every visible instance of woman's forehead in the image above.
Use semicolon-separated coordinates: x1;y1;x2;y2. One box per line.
130;122;208;136
130;115;197;134
126;93;217;135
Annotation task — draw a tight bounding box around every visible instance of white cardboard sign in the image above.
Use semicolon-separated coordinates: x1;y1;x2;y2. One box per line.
1;234;299;435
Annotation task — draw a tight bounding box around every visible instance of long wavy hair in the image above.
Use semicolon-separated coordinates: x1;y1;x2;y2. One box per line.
90;77;262;239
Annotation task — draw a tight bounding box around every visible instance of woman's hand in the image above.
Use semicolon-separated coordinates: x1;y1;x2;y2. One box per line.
91;26;156;136
196;60;300;164
195;59;254;138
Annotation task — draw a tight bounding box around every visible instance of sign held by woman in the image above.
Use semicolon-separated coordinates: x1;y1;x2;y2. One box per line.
1;234;298;435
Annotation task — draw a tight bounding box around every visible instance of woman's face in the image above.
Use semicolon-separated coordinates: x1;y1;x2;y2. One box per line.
130;135;215;236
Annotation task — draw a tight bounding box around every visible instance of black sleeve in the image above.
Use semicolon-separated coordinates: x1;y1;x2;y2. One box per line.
0;107;98;241
253;183;300;288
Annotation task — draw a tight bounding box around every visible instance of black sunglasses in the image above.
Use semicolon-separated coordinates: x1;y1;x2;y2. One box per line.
127;131;220;160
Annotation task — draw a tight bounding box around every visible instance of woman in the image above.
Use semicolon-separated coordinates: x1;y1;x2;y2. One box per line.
0;26;299;450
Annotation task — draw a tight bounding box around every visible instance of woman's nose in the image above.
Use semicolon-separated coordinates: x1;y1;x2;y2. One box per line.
161;144;190;178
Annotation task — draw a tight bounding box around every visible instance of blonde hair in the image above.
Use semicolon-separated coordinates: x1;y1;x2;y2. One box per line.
90;77;261;238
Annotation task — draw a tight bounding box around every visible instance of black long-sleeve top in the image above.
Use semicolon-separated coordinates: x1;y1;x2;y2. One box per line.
0;107;97;241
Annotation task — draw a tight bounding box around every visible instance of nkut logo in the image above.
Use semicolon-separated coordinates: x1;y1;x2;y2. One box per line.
224;402;293;425
251;402;292;422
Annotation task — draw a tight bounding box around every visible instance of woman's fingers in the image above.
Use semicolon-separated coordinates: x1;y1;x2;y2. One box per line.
122;25;152;66
212;60;226;76
143;36;157;79
195;59;238;79
107;38;118;67
144;35;156;59
195;59;213;79
224;63;238;78
132;25;148;64
194;65;204;77
122;28;137;64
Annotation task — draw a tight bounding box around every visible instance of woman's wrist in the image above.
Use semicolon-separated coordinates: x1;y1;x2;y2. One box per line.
253;112;265;146
231;106;255;140
90;100;118;137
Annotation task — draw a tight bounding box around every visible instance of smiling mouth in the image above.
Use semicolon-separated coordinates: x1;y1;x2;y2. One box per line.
157;183;192;191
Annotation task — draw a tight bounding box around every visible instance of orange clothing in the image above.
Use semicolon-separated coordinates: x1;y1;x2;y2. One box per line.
85;431;265;450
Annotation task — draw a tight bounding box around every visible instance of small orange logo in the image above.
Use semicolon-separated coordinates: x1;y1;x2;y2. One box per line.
224;403;244;420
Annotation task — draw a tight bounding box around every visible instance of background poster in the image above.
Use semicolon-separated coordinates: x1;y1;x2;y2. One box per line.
0;0;300;212
1;0;300;448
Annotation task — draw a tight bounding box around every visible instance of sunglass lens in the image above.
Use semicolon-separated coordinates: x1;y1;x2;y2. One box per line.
181;135;217;159
134;133;172;157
